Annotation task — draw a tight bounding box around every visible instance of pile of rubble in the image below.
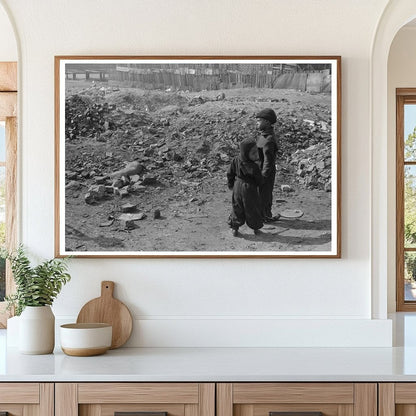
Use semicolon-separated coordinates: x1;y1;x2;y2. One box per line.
65;94;152;141
65;95;112;140
65;93;255;181
288;142;332;191
65;89;333;201
276;116;331;157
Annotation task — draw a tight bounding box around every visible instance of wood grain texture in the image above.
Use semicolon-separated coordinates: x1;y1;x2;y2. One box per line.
354;383;377;416
233;383;354;404
397;93;406;311
235;405;253;416
76;281;133;348
337;404;354;416
39;383;54;416
396;405;416;416
0;62;17;91
55;383;78;416
199;384;215;416
379;383;395;416
23;403;38;416
79;404;101;416
0;383;39;403
395;383;416;403
0;92;16;120
78;383;199;404
396;88;416;96
216;384;233;416
185;403;199;416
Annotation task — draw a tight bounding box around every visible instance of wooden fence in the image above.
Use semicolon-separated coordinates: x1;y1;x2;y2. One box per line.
111;68;331;93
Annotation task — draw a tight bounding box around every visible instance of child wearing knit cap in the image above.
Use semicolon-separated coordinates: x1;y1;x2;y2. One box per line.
227;138;264;237
255;107;280;223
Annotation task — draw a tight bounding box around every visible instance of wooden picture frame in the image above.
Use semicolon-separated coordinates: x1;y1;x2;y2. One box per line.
55;56;341;258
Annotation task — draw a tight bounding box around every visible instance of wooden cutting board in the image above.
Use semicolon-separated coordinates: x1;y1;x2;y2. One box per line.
76;281;133;349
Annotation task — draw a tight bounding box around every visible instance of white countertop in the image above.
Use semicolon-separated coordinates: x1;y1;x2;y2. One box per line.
2;313;416;382
2;345;416;382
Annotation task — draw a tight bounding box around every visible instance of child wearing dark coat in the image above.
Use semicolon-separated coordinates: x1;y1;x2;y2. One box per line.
255;108;280;222
227;138;264;237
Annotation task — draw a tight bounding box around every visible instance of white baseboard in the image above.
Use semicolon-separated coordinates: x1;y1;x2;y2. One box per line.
52;317;393;348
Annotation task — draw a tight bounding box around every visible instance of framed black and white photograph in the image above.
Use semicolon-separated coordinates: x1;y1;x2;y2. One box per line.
55;56;341;258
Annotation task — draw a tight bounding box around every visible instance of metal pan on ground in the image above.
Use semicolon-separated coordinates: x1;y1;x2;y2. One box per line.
263;209;304;223
279;209;304;219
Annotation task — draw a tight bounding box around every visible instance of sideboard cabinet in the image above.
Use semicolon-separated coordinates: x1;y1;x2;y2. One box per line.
5;381;416;416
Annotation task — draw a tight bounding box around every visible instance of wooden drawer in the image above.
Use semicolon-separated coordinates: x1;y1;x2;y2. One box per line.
55;383;215;416
379;383;416;416
217;383;377;416
0;383;53;415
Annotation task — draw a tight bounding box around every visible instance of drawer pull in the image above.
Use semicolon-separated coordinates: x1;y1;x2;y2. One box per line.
270;413;323;416
115;413;168;416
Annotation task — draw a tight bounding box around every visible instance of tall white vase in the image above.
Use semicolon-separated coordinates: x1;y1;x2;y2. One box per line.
19;306;55;354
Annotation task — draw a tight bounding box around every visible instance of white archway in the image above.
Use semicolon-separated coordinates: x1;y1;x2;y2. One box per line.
371;0;416;319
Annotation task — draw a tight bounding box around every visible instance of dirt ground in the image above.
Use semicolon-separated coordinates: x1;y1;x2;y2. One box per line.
63;83;333;254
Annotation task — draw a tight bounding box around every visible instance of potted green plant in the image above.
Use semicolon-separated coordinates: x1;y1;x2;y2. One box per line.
4;246;71;354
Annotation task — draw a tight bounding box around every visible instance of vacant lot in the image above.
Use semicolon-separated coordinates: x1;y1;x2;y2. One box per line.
64;82;333;253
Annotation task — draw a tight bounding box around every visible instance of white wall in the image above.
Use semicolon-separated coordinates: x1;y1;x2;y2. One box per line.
0;3;16;61
387;26;416;312
0;0;393;347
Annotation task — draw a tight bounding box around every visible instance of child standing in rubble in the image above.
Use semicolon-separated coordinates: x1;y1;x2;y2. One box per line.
227;138;264;237
255;108;280;222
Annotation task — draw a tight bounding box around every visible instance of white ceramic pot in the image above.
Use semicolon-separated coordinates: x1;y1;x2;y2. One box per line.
60;323;112;356
19;305;55;354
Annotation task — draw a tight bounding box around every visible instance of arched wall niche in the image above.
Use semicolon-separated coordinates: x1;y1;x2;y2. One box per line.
386;12;416;313
372;0;416;318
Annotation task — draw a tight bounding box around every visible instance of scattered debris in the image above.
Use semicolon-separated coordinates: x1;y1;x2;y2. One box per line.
121;203;137;213
66;180;82;190
120;219;136;230
109;161;144;179
84;185;106;204
119;213;146;222
99;218;115;227
288;143;331;190
116;188;130;198
64;86;333;251
281;184;293;193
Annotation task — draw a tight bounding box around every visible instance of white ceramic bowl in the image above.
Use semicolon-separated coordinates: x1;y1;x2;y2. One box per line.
60;323;112;356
